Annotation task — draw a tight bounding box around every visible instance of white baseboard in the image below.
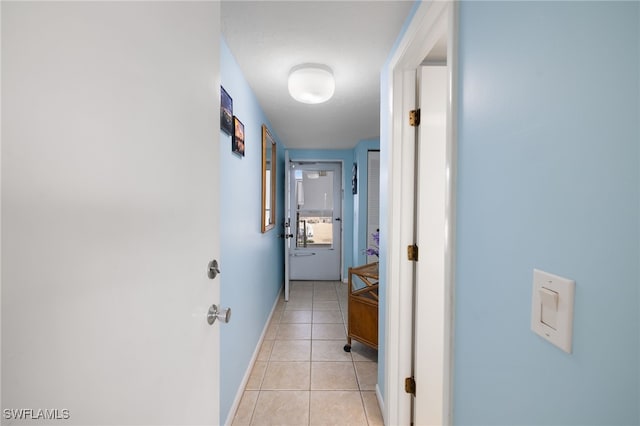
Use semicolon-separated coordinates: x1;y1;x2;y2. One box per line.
223;287;282;426
376;384;386;426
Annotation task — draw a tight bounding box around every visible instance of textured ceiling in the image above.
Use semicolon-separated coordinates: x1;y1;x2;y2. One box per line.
221;1;414;150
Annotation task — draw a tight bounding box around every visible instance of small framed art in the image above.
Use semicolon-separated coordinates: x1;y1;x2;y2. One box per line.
352;163;357;194
220;86;233;135
232;116;245;157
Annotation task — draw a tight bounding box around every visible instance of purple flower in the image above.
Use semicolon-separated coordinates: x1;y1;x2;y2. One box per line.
365;248;379;257
367;231;379;258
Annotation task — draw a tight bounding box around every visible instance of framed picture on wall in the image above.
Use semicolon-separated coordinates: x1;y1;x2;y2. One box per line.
232;116;245;157
352;163;357;194
220;86;233;135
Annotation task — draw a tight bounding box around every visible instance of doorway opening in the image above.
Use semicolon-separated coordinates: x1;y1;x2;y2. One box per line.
384;2;458;425
284;160;343;301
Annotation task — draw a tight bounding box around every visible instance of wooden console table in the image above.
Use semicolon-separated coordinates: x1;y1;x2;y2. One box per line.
344;262;379;352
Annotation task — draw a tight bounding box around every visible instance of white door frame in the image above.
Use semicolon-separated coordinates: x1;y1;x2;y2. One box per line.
384;1;458;425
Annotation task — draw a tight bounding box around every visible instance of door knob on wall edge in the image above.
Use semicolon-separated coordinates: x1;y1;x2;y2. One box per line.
207;304;231;325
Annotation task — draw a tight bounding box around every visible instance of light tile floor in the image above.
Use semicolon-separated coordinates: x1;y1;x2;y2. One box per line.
231;280;383;426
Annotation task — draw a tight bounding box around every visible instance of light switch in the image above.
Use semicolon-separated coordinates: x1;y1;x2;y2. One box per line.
531;269;575;353
539;287;558;329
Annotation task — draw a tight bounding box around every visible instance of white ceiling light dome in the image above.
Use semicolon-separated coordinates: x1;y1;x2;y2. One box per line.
288;64;335;104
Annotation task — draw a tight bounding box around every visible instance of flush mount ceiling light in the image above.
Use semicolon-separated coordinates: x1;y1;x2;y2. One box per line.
288;64;335;104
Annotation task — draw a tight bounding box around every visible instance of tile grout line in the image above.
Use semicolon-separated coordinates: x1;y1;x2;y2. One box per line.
239;281;378;426
308;283;313;426
341;279;373;425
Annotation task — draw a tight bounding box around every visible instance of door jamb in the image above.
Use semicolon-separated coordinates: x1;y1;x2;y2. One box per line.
384;1;458;425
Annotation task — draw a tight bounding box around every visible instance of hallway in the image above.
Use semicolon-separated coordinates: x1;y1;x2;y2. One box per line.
231;280;383;425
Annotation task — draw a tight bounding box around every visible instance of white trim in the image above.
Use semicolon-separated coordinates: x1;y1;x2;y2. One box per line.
224;287;283;426
444;4;459;422
384;1;458;425
376;383;385;426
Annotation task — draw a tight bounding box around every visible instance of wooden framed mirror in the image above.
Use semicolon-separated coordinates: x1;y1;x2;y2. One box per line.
261;125;276;233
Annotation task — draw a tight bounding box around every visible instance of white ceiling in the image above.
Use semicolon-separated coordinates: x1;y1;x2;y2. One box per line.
221;1;415;150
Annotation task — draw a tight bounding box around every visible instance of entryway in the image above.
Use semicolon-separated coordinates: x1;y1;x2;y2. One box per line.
284;157;344;301
230;280;381;425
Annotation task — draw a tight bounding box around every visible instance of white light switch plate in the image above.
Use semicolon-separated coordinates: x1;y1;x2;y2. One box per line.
531;269;575;353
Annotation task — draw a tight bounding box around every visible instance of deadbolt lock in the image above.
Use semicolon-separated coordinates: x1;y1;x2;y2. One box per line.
208;259;220;279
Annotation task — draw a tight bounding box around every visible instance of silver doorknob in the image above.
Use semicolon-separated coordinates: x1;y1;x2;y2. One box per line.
207;304;231;325
208;260;220;279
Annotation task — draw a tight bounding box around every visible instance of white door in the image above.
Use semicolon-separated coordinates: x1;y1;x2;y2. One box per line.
414;65;450;425
287;161;342;281
284;151;292;300
2;2;221;424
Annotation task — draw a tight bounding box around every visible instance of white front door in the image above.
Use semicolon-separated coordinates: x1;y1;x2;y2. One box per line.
287;161;342;281
2;2;221;424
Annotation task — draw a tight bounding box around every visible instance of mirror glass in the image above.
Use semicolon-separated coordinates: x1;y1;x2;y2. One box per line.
262;125;276;232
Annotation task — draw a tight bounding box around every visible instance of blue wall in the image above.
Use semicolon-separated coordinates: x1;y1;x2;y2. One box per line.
220;39;286;424
353;140;380;267
453;2;639;425
379;1;639;423
287;149;355;279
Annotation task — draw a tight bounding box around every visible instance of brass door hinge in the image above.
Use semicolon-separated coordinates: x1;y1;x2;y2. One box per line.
409;109;421;127
405;377;416;395
407;244;419;261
